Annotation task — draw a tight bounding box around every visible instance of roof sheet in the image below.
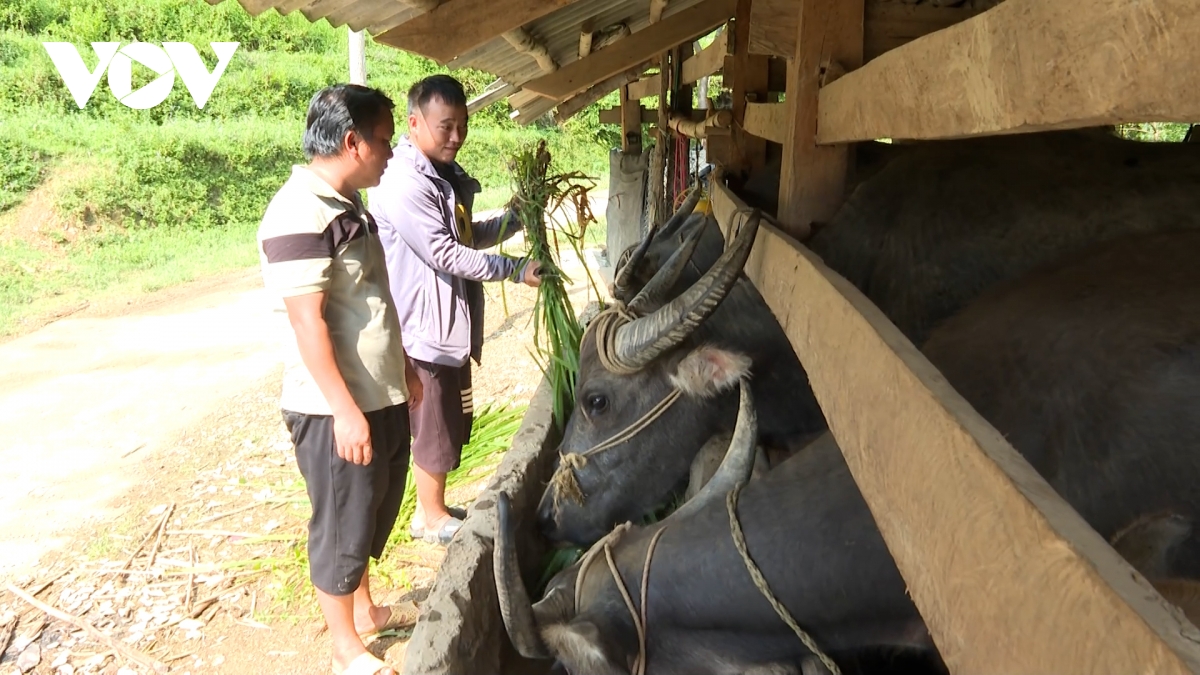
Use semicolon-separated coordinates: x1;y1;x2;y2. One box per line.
220;0;718;122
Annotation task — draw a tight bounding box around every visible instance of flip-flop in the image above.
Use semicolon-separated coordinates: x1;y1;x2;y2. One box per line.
358;600;420;644
408;506;467;539
332;652;394;675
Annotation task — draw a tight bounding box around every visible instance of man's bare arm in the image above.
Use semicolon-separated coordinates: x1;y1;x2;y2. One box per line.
282;292;373;466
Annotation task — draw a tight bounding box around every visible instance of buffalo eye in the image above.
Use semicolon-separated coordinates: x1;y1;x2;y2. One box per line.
584;393;609;416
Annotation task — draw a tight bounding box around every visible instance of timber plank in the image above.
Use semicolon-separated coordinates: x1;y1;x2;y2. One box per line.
709;180;1200;675
681;27;729;85
729;0;769;175
817;0;1200;143
776;0;863;239
748;0;984;60
627;73;662;101
599;106;657;125
743;101;787;144
522;0;735;99
373;0;576;64
554;63;651;123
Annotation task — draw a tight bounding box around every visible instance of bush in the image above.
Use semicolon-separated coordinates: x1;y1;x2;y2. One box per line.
0;0;621;230
0;137;50;212
54;119;301;230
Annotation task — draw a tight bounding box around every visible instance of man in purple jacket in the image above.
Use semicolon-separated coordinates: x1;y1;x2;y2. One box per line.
368;74;541;546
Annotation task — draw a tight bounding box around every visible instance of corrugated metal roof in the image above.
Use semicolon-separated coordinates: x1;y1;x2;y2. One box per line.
218;0;719;118
446;0;709;89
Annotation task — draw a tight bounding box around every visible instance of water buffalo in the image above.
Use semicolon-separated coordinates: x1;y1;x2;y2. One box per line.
503;228;1200;674
539;130;1200;547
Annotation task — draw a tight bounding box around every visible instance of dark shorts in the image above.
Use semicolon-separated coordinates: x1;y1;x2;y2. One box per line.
409;358;474;474
281;403;410;596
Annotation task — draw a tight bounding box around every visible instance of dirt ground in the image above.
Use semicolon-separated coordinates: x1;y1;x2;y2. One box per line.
0;219;608;674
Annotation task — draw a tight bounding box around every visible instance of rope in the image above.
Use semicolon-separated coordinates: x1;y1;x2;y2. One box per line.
727;482;841;675
574;522;633;614
637;527;668;675
573;523;669;675
590;303;641;376
547;302;685;513
549;386;683;512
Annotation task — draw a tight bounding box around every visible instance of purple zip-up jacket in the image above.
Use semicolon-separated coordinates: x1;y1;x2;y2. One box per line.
368;136;526;368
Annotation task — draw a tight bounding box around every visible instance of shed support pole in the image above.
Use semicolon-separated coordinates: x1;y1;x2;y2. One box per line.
730;0;769;180
776;0;863;240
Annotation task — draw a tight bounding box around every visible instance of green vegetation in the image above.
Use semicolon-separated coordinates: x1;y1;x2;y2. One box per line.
506;141;603;430
0;0;619;336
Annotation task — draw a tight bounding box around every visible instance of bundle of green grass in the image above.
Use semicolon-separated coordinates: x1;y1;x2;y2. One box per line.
505;139;600;430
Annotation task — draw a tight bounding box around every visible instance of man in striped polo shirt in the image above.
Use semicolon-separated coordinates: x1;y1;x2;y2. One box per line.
257;84;419;675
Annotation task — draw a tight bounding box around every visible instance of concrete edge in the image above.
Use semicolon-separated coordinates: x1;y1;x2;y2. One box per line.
401;374;560;675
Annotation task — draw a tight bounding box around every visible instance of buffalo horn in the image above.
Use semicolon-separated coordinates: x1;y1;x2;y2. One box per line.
611;210;762;370
655;185;704;242
628;213;707;312
493;491;552;659
665;378;757;523
611;186;704;298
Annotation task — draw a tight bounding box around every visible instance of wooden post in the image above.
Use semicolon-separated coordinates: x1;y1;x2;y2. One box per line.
647;51;672;229
776;0;863;240
620;84;643;154
730;0;769;178
348;30;366;85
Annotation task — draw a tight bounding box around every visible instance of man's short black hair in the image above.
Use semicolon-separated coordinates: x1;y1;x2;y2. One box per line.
302;83;395;160
407;74;468;116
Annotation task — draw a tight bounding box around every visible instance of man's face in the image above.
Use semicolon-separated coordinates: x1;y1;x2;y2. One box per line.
350;114;396;188
409;96;468;164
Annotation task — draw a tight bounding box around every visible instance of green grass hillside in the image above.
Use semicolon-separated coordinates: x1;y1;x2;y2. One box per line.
0;0;620;335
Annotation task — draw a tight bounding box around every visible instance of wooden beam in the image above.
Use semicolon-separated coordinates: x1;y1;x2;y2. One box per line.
627;73;662;101
599;106;657;125
816;0;1200;144
620;85;643;153
647;49;671;230
708;178;1200;675
502;27;558;73
553;63;651;124
743;101;786;144
746;0;983;61
403;0;439;11
521;0;735;99
650;0;669;23
373;0;575;64
333;0;417;32
776;0;863;240
680;25;729;86
508;88;545;110
729;0;769;176
511;96;558;125
467;81;516;114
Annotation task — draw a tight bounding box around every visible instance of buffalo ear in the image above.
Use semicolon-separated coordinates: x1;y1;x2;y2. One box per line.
670;345;752;399
541;619;628;675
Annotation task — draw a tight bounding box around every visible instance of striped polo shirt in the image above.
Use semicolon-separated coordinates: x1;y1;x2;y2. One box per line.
257;165;409;415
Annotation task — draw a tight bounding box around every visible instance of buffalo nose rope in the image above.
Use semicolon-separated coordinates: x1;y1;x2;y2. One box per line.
548;303;684;513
